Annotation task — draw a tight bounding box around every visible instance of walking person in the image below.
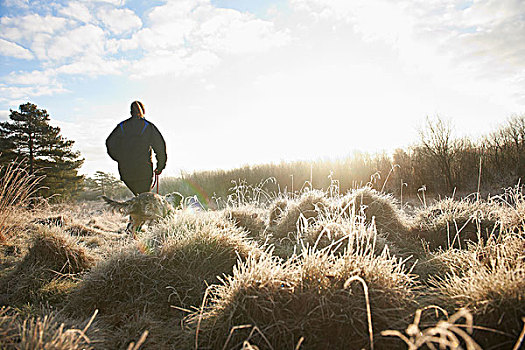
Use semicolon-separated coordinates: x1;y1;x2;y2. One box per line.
106;100;167;196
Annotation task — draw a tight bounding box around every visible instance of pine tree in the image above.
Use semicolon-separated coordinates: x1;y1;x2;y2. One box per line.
92;171;126;197
0;118;16;165
0;102;84;199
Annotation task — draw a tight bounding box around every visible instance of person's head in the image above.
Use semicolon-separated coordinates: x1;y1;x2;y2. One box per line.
130;100;145;118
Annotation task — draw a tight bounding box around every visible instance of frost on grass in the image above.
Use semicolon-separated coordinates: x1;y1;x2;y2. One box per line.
0;307;98;350
340;187;410;236
430;232;525;348
68;210;262;323
0;226;94;306
2;183;525;348
266;189;329;240
185;228;417;350
410;198;502;250
224;204;267;238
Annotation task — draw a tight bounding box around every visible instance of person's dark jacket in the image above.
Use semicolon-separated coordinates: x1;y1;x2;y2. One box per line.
106;116;167;181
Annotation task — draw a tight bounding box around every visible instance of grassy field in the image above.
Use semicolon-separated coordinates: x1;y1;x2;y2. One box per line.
1;176;525;349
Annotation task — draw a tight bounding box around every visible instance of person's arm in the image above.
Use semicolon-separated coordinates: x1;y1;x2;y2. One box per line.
150;124;167;174
106;125;122;162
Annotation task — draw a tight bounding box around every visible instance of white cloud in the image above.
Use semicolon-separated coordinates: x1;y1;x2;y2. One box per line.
0;14;69;42
46;24;106;60
96;7;142;35
147;0;204;22
3;69;57;85
0;84;68;102
59;2;93;23
56;55;127;76
1;0;290;83
0;69;67;105
28;33;54;61
1;12;110;62
409;0;525;108
0;38;33;59
456;0;524;27
115;0;290;78
119;21;193;52
2;0;29;8
80;0;125;5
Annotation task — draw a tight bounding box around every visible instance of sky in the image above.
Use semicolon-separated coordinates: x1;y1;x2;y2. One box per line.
1;0;524;177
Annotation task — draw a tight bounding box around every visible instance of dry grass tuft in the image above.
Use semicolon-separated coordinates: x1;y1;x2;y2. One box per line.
225;205;267;238
94;311;178;349
0;226;94;305
0;307;19;346
430;231;525;348
260;189;404;258
266;190;328;239
185;232;417;349
68;210;262;346
65;223;106;237
340;187;410;237
300;211;392;258
0;306;98;350
302;219;353;250
491;185;525;230
33;215;105;237
0;159;42;242
183;254;299;349
410;198;502;250
0;208;34;269
19;226;95;274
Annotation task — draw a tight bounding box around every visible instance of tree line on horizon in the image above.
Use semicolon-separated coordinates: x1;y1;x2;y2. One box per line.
157;115;525;203
1;102;524;202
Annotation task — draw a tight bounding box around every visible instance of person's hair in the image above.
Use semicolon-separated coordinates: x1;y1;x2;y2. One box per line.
130;101;145;117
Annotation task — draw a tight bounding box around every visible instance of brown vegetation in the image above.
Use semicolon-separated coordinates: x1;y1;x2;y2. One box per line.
0;227;94;306
0;307;98;350
187;246;417;349
1;179;524;349
0;159;42;242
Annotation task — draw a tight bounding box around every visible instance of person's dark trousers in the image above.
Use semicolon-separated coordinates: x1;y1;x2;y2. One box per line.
123;178;152;196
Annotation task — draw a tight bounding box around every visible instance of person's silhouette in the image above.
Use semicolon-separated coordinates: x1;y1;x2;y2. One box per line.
106;101;166;195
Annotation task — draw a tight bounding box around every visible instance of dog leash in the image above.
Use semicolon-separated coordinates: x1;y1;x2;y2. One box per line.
151;173;159;194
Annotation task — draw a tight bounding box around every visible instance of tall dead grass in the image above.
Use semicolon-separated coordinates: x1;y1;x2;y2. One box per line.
0;307;98;350
382;308;483;350
0;159;42;242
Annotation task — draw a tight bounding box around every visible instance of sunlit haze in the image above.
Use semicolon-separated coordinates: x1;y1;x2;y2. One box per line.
1;0;524;176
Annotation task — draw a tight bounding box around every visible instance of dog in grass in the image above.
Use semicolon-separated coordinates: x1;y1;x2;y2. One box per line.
102;192;183;238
